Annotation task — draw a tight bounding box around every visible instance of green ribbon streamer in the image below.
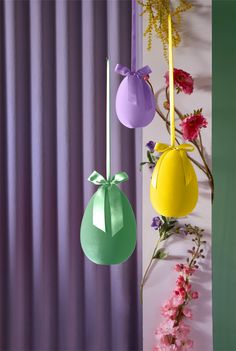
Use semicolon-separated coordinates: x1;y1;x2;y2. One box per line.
88;170;129;236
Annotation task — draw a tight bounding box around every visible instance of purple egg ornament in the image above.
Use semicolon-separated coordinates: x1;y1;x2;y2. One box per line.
115;64;156;129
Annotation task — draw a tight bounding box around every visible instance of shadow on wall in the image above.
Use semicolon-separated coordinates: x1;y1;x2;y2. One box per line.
180;1;211;52
194;76;212;92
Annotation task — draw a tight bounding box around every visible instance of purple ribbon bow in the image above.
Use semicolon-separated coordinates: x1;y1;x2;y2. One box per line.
115;64;152;78
115;64;153;109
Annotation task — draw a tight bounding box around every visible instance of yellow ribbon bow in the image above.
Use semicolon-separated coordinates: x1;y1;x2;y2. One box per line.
151;142;195;189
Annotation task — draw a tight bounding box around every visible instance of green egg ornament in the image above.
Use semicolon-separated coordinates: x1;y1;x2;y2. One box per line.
80;171;136;265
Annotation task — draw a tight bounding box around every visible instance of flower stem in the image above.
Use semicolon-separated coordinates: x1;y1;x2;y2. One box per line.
140;236;162;304
165;87;184;120
149;80;214;202
193;138;214;202
174;228;203;327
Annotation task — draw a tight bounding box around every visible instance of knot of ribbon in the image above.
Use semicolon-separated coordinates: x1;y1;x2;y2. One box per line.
88;170;129;236
115;64;152;79
115;64;153;109
151;143;195;189
155;142;194;153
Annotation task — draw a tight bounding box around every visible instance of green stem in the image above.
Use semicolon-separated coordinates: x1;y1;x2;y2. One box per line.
189;236;201;268
174;232;202;327
199;132;204;154
193;138;214;202
148;79;208;175
140;236;162;304
165;87;184;120
161;83;214;201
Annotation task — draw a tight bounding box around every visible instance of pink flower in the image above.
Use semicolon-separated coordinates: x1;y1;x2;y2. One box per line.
176;279;191;296
185;339;194;349
172;294;185;308
184;282;192;293
183;307;193;319
176;275;185;287
183;266;196;276
175;264;195;276
160;334;173;346
175;338;194;350
180;113;208;141
155;259;202;351
179;287;187;298
161;300;178;319
164;69;194;95
174;322;191;339
175;264;184;272
143;74;150;81
156;320;175;336
191;291;199;299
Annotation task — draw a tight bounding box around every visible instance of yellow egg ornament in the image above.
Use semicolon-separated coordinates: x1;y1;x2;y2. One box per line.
150;142;198;217
150;14;198;218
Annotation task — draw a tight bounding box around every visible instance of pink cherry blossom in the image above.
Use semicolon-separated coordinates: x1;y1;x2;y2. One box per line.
171;294;185;307
183;266;196;276
160;334;173;346
174;322;191;338
161;301;178;319
175;338;194;351
183;308;193;319
176;275;185;287
154;250;202;351
185;339;194;349
156;320;175;338
184;282;192;293
177;339;194;351
191;291;199;299
175;264;184;272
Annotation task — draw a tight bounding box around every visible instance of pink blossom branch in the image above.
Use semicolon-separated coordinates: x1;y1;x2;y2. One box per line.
154;225;206;351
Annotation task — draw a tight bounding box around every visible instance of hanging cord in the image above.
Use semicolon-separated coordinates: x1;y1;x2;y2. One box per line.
131;0;137;72
106;58;111;180
168;13;176;147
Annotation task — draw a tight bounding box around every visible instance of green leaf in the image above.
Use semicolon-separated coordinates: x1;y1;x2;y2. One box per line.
166;224;175;231
153;248;168;260
139;161;149;171
169;220;177;225
159;227;165;238
161;231;174;241
161;215;167;223
147;151;154;164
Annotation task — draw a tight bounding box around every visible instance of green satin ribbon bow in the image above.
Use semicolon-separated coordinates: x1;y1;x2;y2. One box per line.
152;143;195;189
88;170;129;236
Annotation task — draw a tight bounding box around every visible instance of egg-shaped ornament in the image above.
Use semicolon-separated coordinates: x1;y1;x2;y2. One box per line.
115;64;156;128
150;143;198;218
80;171;136;265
